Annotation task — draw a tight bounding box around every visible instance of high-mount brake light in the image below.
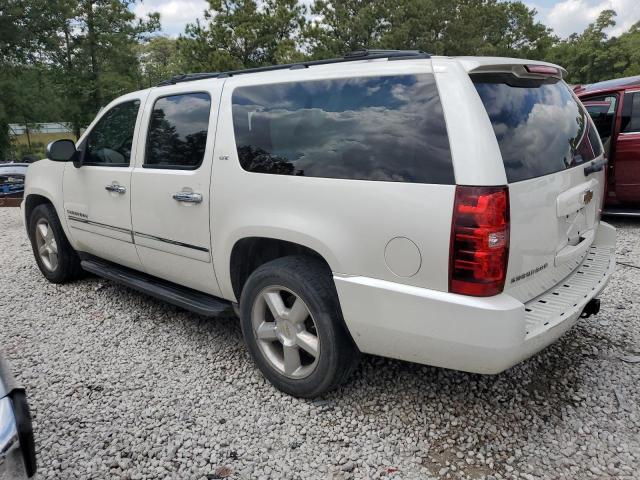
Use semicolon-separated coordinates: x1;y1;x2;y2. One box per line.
524;64;560;76
449;186;510;297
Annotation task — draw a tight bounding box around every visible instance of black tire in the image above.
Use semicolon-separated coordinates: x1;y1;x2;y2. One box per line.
239;255;359;398
28;203;84;283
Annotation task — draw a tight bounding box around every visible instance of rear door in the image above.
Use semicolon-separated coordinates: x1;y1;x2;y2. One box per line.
615;90;640;204
472;72;605;302
130;85;223;296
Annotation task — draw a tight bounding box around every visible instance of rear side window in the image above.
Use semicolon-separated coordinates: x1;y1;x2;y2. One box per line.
472;74;601;183
621;92;640;133
145;92;211;169
231;74;454;184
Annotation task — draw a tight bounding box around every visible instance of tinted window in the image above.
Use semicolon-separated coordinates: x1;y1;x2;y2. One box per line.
584;94;617;140
473;75;601;183
621;92;640;133
231;74;454;184
145;92;211;168
84;100;140;165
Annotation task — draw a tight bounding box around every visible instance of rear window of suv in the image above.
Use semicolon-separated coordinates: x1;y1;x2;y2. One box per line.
472;74;602;183
231;74;454;184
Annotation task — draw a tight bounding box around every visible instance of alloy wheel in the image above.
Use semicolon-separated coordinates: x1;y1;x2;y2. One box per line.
251;286;320;379
35;219;58;272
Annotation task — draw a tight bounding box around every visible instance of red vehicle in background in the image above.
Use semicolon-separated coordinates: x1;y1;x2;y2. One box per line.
575;75;640;215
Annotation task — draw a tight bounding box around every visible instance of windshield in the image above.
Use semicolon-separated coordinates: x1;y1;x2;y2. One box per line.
472;74;602;183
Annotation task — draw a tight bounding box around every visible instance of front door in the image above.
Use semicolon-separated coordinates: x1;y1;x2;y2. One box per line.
63;95;146;269
130;85;223;296
615;90;640;204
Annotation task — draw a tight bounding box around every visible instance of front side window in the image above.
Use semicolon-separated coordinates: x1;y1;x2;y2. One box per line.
621;92;640;133
145;92;211;169
473;75;601;183
584;94;618;141
84;100;140;165
231;74;454;184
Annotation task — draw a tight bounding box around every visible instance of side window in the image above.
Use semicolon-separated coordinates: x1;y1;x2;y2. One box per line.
583;95;617;141
144;92;211;169
621;92;640;133
84;100;140;166
231;74;454;184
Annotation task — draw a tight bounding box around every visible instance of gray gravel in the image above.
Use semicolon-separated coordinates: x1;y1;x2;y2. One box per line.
1;207;639;480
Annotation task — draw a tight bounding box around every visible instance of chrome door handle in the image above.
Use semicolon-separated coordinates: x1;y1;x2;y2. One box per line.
172;192;202;204
105;184;126;194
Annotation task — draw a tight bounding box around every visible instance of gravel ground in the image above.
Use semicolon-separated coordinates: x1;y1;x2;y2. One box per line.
1;207;639;480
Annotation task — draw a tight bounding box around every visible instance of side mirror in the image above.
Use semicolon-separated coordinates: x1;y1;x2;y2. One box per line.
46;139;77;162
0;357;36;479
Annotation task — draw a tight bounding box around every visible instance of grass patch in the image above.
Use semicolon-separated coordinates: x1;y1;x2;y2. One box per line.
12;132;77;160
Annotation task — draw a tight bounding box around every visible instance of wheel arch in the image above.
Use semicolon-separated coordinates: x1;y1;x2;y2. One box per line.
228;236;336;303
24;194;55;229
22;159;70;242
23;192;78;253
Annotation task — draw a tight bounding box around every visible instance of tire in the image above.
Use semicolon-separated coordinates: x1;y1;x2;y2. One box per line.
239;255;359;398
28;203;84;283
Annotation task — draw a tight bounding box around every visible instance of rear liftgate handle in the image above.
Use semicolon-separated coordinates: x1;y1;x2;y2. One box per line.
584;158;607;176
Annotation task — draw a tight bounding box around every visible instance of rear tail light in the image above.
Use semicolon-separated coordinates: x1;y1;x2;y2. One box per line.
449;186;510;296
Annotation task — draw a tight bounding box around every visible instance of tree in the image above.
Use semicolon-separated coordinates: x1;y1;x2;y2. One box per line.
52;0;160;133
482;1;555;58
615;21;640;77
546;10;618;84
305;0;391;58
0;0;62;159
179;0;307;72
137;36;184;88
0;0;61;64
305;0;554;59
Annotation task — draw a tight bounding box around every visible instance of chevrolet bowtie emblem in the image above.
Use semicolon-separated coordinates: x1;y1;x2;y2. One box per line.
582;189;594;205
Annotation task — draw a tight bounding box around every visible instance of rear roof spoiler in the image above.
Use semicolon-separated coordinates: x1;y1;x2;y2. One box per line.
454;57;567;79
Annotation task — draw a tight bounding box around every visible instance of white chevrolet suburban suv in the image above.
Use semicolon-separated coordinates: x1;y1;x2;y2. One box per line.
23;50;616;397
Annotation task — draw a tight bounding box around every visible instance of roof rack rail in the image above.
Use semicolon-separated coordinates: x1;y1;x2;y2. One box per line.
157;49;430;87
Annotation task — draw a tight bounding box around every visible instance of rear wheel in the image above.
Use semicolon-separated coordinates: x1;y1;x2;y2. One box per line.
28;203;83;283
240;256;359;397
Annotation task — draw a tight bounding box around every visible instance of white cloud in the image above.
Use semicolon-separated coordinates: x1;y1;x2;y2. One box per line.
528;0;640;38
134;0;208;37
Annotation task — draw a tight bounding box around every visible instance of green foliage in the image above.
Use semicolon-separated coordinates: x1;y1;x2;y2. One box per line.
546;10;617;84
304;0;555;58
137;36;183;87
543;11;640;84
0;0;60;64
0;0;62;158
179;0;307;71
55;0;160;129
305;0;390;58
613;22;640;77
0;0;159;158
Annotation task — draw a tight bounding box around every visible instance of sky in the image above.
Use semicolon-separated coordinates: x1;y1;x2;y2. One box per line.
133;0;640;39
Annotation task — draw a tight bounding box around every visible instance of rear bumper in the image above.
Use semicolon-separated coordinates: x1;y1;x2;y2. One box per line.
334;222;616;374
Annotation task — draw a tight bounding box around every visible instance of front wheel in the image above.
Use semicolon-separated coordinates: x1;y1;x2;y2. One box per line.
239;256;359;398
28;203;83;283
